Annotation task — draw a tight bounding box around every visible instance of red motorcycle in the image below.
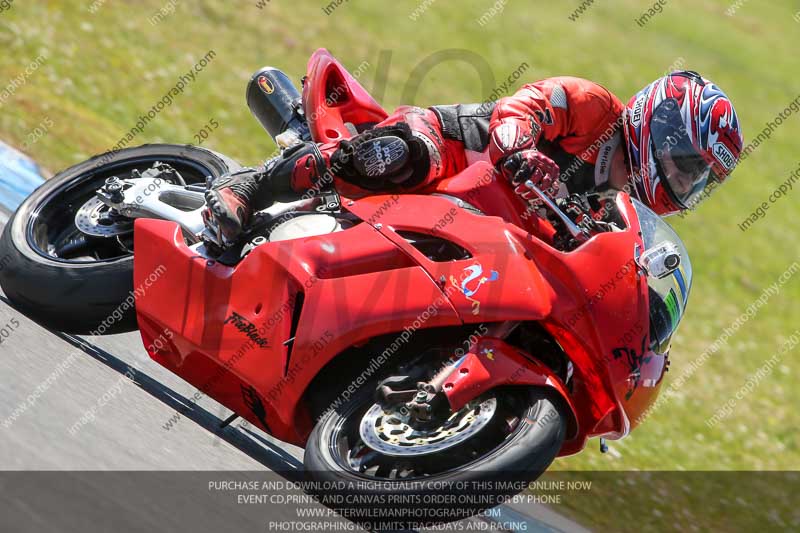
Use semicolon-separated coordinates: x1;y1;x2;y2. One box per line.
0;49;691;524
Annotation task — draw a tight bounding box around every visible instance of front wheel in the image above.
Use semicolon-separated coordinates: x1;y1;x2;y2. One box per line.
303;385;567;528
0;144;241;333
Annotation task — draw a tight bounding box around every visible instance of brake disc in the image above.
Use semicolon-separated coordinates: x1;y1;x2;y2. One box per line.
358;397;497;457
74;197;133;237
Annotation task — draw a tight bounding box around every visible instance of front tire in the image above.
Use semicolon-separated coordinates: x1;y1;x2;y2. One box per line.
0;144;241;333
303;386;567;528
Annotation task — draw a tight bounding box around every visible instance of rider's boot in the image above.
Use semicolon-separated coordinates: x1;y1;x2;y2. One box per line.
203;167;265;247
202;142;329;247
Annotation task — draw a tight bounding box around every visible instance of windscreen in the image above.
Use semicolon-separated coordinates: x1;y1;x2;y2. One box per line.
632;198;693;353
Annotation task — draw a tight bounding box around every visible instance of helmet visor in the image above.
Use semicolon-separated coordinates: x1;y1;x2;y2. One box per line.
650;98;715;208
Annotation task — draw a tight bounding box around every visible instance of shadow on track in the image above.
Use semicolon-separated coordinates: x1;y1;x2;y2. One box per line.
0;293;304;478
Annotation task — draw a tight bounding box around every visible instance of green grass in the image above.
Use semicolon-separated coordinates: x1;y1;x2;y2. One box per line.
1;0;798;530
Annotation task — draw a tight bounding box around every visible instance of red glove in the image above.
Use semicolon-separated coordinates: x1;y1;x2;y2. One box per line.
500;149;561;201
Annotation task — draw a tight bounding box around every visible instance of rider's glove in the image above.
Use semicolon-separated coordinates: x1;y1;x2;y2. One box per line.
331;122;428;190
500;149;561;201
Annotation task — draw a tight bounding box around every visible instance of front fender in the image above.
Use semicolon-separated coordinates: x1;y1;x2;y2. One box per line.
441;338;578;439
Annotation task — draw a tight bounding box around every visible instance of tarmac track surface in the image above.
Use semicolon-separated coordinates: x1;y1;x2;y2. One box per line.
0;156;587;533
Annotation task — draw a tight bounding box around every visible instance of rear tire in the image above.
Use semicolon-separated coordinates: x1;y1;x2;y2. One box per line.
0;144;241;333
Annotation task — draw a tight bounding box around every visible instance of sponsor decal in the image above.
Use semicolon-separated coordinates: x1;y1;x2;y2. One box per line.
481;348;495;361
671;266;689;307
612;335;653;400
450;263;500;315
713;142;735;170
664;288;680;327
631;95;645;128
598;144;613;175
257;75;274;95
533;108;554;125
528;116;542;141
240;384;269;429
358;138;406;177
594;131;622;186
225;311;269;348
594;133;620;186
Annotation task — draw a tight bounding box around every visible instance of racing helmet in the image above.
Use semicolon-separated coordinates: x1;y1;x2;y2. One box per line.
622;71;744;215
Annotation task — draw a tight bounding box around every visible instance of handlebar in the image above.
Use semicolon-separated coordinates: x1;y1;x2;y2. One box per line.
522;179;589;243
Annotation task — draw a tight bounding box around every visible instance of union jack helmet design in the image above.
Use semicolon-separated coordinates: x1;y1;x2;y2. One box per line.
623;71;744;215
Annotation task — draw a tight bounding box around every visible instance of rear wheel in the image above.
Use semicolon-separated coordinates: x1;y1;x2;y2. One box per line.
0;144;241;333
304;384;566;528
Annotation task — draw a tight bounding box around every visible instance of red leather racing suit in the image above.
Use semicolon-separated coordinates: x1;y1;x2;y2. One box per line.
327;76;626;199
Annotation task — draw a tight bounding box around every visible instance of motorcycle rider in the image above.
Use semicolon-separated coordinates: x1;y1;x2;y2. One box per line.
203;70;743;245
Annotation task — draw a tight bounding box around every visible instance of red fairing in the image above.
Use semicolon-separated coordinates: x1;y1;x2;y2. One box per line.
135;218;461;443
134;55;667;456
135;178;662;454
303;48;388;144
